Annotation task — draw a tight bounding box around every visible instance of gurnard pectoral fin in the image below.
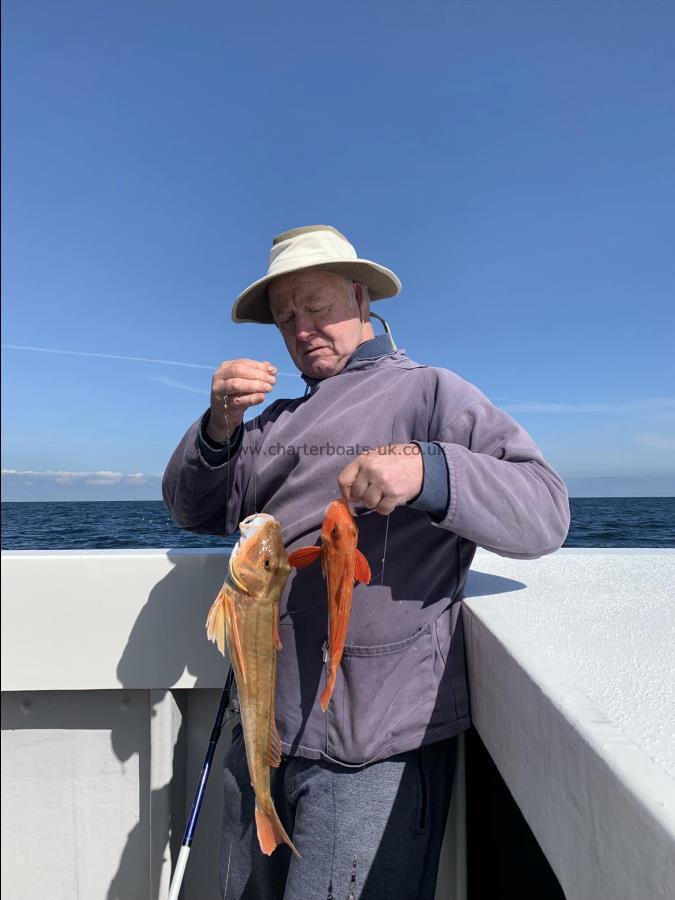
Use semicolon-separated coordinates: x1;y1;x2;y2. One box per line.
287;546;322;569
255;804;301;858
354;549;371;584
205;589;226;656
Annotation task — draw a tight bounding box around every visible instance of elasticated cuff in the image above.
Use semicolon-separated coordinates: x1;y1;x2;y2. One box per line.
197;410;243;467
406;441;451;522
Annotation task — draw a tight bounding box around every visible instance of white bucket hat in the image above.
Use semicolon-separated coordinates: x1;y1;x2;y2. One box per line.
231;225;402;324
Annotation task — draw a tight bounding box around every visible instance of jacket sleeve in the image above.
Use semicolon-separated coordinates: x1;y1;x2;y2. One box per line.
430;391;571;560
162;410;252;537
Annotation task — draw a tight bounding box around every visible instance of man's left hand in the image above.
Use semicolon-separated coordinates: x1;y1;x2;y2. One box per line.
338;444;424;516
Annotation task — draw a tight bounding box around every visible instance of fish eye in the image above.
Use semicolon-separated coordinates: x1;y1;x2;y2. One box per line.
331;525;339;538
263;558;271;569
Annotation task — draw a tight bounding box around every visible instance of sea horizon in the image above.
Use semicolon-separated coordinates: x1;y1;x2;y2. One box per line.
2;497;674;550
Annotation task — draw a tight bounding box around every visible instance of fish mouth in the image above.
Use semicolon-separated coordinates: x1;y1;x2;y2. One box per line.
229;514;277;591
328;497;357;519
239;513;275;539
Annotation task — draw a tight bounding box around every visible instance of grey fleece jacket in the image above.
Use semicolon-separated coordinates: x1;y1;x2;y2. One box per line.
163;340;570;766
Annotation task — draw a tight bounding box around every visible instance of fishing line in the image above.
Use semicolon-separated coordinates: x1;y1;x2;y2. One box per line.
355;507;391;585
380;514;391;586
223;392;232;510
252;411;262;514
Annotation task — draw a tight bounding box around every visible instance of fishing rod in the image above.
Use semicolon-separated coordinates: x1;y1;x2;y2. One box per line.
169;387;239;899
167;665;236;900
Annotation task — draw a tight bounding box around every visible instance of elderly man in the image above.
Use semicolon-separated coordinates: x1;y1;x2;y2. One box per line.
163;225;570;899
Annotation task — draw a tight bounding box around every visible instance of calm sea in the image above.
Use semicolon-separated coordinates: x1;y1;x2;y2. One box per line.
1;498;674;550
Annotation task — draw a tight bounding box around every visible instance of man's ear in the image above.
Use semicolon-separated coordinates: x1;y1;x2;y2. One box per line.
354;282;370;323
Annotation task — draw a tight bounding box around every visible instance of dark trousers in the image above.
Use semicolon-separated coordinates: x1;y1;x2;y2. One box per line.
219;723;458;899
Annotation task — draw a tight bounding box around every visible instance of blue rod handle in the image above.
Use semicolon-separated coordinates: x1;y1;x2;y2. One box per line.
182;666;236;847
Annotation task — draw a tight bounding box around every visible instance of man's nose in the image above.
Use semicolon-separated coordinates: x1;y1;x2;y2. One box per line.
293;312;316;340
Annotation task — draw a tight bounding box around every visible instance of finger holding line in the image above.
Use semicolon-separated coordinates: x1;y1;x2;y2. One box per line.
338;457;363;503
219;376;275;397
226;390;269;410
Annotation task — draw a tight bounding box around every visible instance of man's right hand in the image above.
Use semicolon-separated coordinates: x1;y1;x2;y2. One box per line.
206;359;277;443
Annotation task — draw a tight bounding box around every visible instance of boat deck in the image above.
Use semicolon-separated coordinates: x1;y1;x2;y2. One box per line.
2;548;674;899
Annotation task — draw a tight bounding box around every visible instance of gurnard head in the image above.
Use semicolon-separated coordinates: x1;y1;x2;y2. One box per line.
320;498;358;551
229;514;291;597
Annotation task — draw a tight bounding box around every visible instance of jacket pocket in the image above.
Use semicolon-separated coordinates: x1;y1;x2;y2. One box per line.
325;624;435;764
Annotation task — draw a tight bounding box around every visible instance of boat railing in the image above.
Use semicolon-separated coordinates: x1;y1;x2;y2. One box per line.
2;548;673;899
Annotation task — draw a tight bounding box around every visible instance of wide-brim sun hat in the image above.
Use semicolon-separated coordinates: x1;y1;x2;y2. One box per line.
231;225;402;324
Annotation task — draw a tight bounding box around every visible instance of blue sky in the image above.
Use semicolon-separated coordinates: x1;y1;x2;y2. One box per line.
2;0;674;501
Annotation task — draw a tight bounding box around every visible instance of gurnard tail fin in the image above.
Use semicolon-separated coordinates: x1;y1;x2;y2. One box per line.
255;804;301;858
320;671;337;713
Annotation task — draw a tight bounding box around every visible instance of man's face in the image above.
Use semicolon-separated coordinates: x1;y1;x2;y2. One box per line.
268;270;366;379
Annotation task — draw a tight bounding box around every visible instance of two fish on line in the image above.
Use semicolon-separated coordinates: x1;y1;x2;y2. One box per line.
205;499;371;859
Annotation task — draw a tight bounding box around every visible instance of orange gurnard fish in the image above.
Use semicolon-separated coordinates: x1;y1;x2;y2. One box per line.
206;513;299;858
288;499;371;712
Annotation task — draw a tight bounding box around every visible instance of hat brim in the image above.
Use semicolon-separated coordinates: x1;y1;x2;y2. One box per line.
231;259;402;324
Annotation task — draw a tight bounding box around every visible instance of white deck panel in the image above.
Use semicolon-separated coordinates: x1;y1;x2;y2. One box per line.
1;549;231;691
462;548;675;900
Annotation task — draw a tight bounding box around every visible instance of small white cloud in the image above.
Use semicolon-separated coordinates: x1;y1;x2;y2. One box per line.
633;432;675;451
1;469;160;486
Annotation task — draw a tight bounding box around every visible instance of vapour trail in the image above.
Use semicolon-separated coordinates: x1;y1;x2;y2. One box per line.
4;347;672;406
1;344;301;377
